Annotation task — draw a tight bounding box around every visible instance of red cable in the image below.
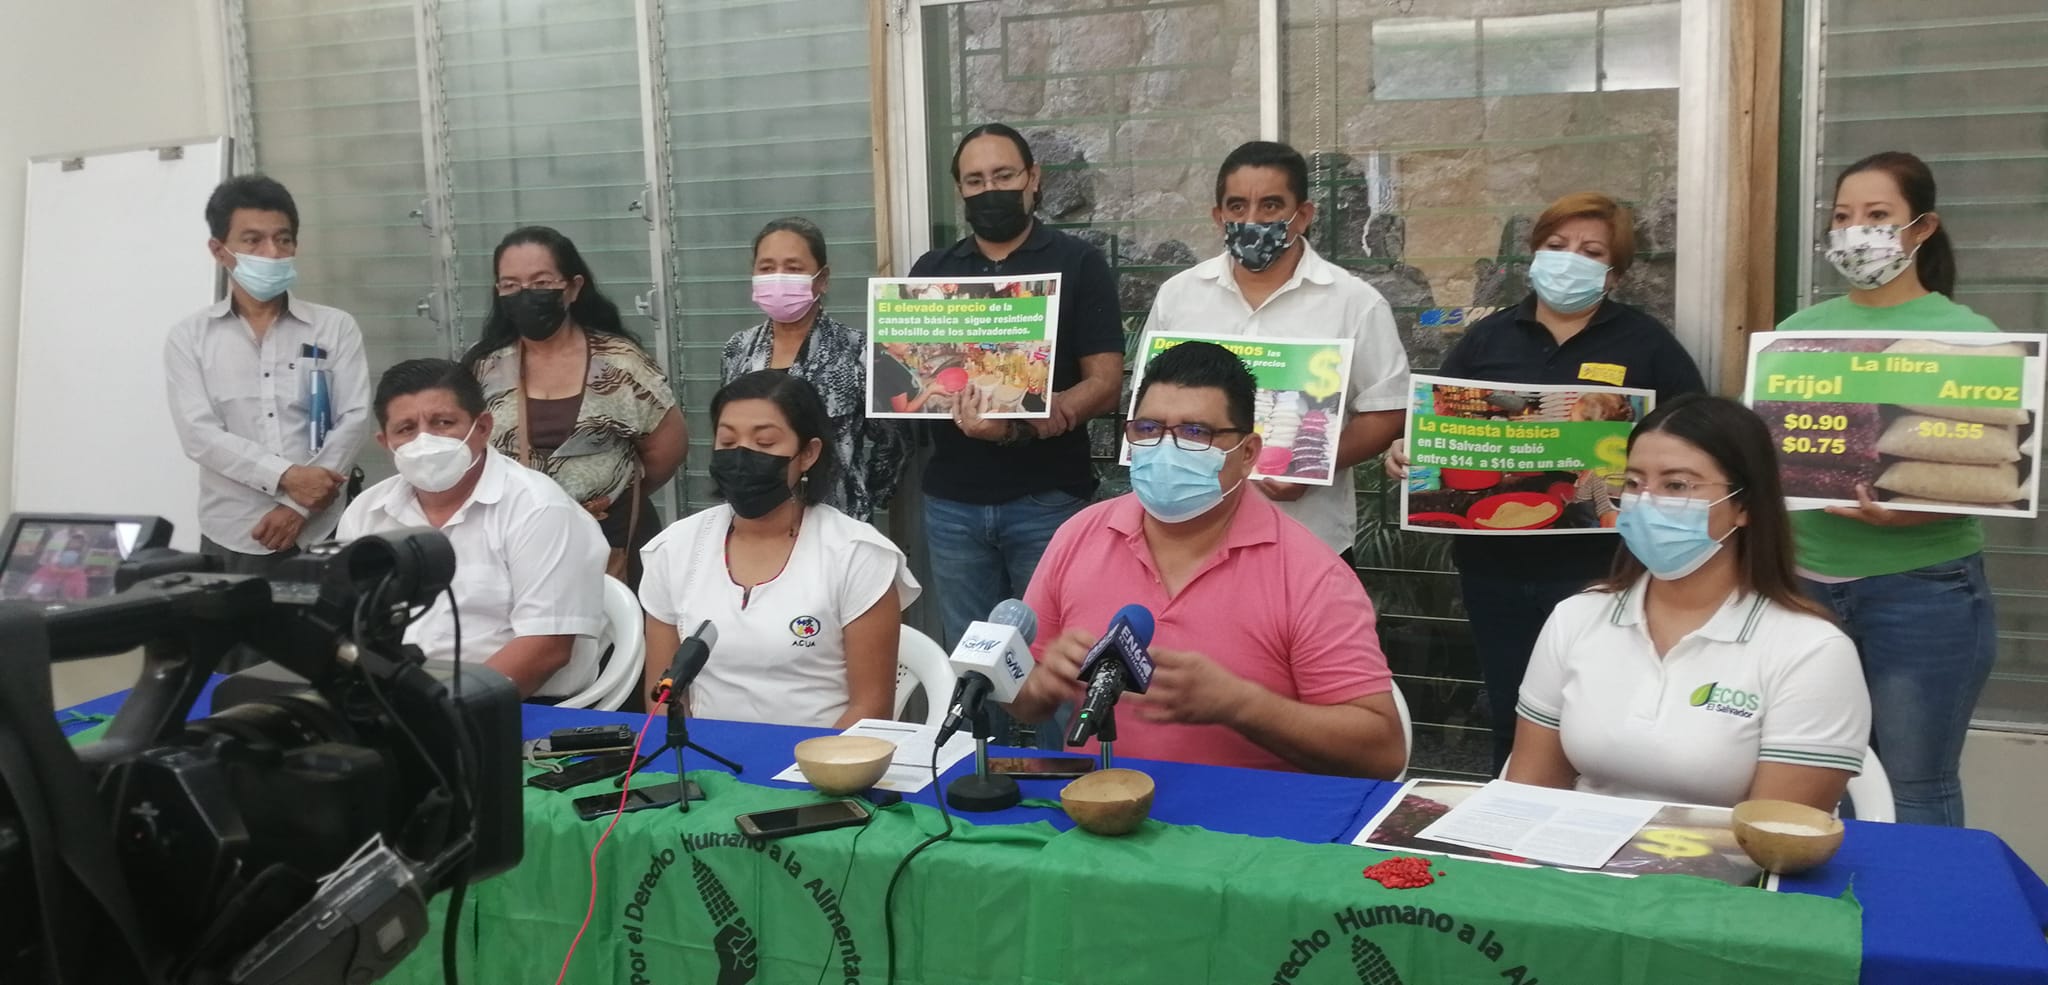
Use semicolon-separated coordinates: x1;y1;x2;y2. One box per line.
554;703;664;985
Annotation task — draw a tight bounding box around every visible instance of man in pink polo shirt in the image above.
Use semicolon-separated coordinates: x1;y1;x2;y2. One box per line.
1007;341;1405;777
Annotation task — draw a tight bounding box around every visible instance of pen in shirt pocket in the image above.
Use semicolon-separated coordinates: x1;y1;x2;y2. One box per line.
302;343;331;454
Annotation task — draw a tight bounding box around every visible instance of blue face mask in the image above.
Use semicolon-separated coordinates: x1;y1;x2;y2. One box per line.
1130;440;1245;523
1615;491;1739;580
231;253;297;302
1528;249;1609;315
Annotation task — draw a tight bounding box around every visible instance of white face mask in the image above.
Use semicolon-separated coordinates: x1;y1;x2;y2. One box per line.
1824;215;1925;290
393;421;479;493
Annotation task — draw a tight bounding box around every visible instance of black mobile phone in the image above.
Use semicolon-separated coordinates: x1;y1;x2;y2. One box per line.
549;724;634;753
573;781;706;821
528;751;636;792
734;800;873;840
988;756;1098;779
525;736;633;761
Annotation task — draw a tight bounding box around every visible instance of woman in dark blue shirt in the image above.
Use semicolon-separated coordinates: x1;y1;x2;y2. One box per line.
1388;192;1705;771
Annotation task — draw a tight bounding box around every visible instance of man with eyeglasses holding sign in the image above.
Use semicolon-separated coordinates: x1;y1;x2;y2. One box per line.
1006;342;1404;778
910;123;1126;746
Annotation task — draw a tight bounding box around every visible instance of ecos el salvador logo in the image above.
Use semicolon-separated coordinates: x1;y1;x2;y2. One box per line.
1688;681;1760;719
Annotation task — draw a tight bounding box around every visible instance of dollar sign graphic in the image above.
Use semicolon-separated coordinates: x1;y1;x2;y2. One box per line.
1304;349;1345;402
1636;828;1713;859
1594;434;1629;471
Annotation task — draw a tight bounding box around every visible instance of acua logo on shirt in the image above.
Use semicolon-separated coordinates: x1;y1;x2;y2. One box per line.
788;615;822;646
1689;681;1761;719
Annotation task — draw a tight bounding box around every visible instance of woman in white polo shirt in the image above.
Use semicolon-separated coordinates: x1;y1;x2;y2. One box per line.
639;371;920;728
1506;395;1871;811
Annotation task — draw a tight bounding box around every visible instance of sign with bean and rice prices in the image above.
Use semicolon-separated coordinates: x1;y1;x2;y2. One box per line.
1744;331;2044;518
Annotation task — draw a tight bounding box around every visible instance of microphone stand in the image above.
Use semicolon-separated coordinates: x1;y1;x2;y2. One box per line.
1097;704;1116;771
619;690;744;813
944;702;1020;812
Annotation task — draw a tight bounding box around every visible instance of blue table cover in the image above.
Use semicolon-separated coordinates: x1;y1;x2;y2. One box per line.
60;687;2048;985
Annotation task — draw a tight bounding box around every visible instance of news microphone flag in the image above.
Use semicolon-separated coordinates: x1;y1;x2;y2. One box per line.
1068;604;1156;746
937;599;1037;745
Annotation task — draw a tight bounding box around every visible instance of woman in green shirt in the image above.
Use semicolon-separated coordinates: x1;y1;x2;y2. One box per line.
1783;152;2000;827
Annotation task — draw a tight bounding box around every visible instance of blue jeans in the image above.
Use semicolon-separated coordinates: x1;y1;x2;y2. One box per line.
924;489;1089;748
1801;555;1997;828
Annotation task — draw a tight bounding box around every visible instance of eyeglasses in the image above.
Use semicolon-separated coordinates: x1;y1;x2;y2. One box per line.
1124;418;1249;452
495;277;569;295
960;168;1027;193
1621;478;1739;509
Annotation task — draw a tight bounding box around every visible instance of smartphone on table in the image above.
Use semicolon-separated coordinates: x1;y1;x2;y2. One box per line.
526;724;635;759
528;750;636;792
734;800;873;840
987;756;1097;780
573;781;706;821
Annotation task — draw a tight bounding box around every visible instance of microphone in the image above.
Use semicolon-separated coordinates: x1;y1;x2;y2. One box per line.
651;619;718;704
936;599;1038;746
1066;604;1156;747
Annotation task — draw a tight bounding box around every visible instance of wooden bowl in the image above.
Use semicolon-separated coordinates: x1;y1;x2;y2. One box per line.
792;736;896;795
1731;799;1844;875
1061;768;1155;836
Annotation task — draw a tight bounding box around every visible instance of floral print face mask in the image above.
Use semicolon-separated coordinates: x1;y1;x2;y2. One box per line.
1824;214;1925;290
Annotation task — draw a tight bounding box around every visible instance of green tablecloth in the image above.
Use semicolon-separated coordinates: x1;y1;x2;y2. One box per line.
384;770;1862;985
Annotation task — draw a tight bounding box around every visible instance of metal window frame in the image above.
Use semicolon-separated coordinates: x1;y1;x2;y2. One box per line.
224;0;461;353
1794;0;1828;305
634;0;684;523
218;0;256;176
412;0;463;358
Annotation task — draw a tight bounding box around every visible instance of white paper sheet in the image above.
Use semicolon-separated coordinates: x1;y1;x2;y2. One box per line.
1414;780;1664;869
771;719;975;794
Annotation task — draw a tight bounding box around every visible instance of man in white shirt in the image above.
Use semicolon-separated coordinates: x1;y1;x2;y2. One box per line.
339;359;606;699
165;175;371;574
1144;141;1411;559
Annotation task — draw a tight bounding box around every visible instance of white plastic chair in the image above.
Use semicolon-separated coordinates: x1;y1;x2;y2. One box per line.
1845;747;1896;823
555;576;646;711
1390;679;1414;782
893;627;953;728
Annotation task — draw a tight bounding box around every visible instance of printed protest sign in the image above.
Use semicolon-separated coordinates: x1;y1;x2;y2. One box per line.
1122;332;1353;485
1402;375;1653;534
1744;331;2044;517
866;274;1060;419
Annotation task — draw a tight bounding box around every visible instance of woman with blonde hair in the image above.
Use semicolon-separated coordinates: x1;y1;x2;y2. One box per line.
1387;191;1706;771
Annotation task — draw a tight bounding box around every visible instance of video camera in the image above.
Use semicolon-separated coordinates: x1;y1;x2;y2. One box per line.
0;521;522;985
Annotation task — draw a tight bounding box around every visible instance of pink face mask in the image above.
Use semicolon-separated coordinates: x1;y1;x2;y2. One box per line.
751;273;819;323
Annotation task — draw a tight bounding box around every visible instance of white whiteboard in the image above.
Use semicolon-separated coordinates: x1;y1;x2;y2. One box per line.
15;139;227;550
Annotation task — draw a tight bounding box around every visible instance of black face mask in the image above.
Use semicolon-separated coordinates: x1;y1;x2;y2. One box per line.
503;288;568;341
710;447;796;519
963;188;1032;243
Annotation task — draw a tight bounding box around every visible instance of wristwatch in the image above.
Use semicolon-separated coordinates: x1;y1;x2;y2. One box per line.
999;420;1033;446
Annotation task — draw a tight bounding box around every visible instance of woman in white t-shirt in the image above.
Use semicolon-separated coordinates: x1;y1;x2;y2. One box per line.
1507;395;1871;811
639;371;920;728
